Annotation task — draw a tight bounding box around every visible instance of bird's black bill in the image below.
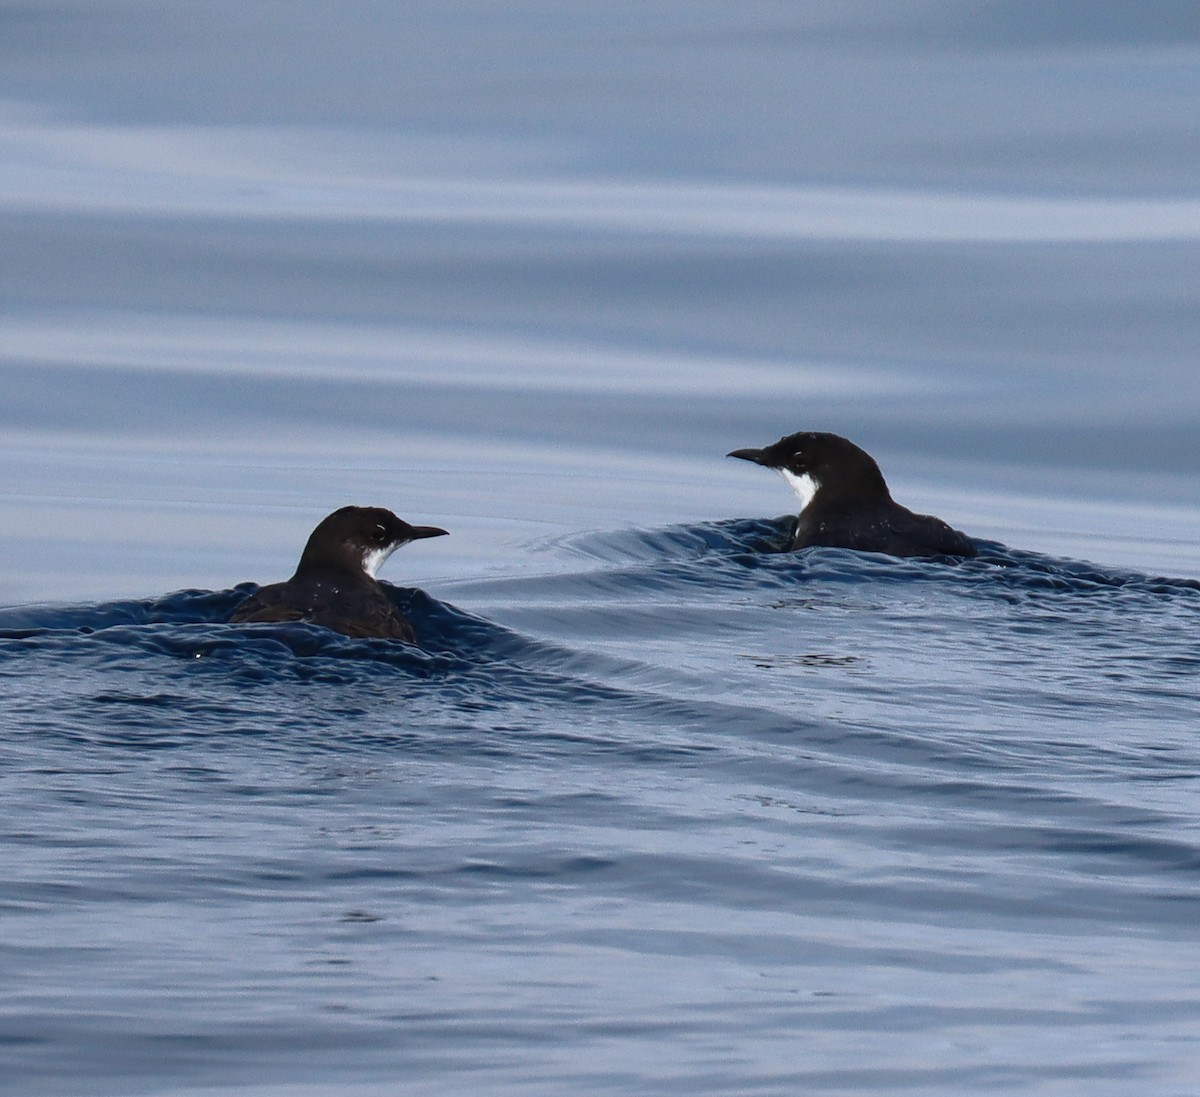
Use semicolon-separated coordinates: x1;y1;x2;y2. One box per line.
727;448;769;466
408;525;450;540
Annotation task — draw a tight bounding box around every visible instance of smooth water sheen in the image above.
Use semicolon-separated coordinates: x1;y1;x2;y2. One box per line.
2;3;1200;1095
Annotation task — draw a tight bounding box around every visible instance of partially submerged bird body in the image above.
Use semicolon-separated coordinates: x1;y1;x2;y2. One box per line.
230;571;419;641
229;506;448;640
728;431;977;559
790;497;976;558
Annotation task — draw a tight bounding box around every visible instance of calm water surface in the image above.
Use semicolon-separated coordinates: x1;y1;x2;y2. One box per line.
1;4;1199;1095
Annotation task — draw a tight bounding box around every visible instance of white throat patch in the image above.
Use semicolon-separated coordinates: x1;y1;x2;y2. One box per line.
779;469;819;514
362;544;399;579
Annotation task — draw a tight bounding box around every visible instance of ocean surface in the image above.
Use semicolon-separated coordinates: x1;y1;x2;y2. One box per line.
2;4;1199;1095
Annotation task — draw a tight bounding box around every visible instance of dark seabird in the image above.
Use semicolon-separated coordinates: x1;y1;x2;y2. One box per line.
728;431;976;558
229;506;448;640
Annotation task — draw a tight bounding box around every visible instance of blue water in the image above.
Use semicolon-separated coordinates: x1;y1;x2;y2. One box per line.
5;528;1199;1095
3;3;1200;1095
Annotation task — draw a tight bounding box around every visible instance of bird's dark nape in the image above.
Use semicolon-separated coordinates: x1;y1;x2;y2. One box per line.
229;505;448;639
727;431;975;558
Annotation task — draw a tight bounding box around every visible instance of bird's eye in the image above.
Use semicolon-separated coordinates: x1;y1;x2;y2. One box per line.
371;525;388;544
